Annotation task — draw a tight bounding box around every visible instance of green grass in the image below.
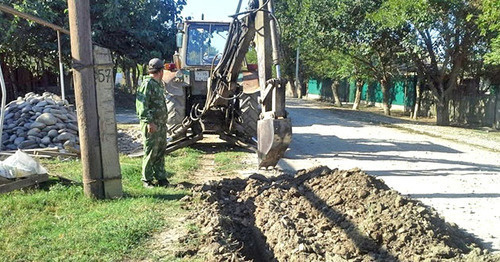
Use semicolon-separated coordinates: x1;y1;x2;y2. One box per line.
0;147;202;262
213;151;248;173
166;147;203;182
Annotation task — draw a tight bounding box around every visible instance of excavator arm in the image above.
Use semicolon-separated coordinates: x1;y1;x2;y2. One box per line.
207;0;292;167
163;0;291;168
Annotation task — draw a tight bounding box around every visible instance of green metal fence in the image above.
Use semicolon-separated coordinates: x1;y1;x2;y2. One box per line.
308;78;499;128
308;76;417;107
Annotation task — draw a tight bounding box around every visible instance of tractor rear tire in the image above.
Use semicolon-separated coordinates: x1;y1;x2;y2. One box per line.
239;91;260;139
165;85;186;138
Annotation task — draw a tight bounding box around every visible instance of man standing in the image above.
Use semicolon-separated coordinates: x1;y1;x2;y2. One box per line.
136;58;169;188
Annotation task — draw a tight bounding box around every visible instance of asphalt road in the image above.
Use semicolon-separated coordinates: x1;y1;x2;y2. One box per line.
278;98;500;252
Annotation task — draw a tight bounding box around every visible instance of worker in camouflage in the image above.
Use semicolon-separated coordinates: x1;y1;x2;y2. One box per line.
136;58;169;188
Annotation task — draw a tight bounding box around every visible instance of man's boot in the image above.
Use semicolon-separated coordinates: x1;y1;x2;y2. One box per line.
143;181;155;189
157;179;170;188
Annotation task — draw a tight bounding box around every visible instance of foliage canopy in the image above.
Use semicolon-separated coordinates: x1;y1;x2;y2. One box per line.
0;0;185;74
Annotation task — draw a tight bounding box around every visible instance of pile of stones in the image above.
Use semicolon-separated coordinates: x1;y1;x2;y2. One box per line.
1;92;79;152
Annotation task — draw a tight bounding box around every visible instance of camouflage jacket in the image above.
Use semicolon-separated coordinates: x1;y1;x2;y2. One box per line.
136;76;168;125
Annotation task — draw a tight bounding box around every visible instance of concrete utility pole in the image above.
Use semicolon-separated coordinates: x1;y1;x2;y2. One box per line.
67;0;105;198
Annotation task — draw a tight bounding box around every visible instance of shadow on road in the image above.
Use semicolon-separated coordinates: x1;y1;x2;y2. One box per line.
289;133;462;155
366;166;500;177
287;100;412;128
407;193;500;199
285;132;499;177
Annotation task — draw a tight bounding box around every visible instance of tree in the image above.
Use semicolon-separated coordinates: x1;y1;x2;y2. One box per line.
90;0;184;90
274;0;308;98
304;48;369;108
477;0;500;65
0;1;69;72
276;0;407;115
0;0;70;99
371;0;485;125
0;0;185;95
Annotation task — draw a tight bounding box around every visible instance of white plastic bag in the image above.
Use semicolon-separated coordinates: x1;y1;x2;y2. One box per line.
0;162;12;179
1;150;48;178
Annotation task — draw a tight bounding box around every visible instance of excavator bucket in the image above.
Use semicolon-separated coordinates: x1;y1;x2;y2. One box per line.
257;118;292;168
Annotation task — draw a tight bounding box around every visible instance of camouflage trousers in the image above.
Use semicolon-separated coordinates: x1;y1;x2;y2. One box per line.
141;121;168;182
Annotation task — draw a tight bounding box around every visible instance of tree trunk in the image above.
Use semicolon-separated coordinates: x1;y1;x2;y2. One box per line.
287;77;298;98
331;80;342;107
112;64;118;89
6;66;18;100
412;77;422;120
295;77;303;98
494;88;499;129
132;66;139;93
436;97;450;126
124;67;132;93
380;77;391;115
352;79;363;110
299;78;307;98
366;83;375;106
8;67;18;99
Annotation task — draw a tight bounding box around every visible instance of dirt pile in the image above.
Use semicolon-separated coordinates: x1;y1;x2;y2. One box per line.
184;166;499;261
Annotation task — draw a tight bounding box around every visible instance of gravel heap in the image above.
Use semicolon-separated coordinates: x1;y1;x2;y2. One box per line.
1;92;79;152
183;166;499;262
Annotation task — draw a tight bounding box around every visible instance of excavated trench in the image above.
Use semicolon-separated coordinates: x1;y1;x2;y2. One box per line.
183;166;499;261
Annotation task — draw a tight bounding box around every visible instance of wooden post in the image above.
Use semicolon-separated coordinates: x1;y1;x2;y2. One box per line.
0;62;6;151
57;31;65;101
67;0;104;198
93;46;122;198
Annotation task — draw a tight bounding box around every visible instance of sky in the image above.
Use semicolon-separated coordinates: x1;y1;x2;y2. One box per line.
180;0;240;22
